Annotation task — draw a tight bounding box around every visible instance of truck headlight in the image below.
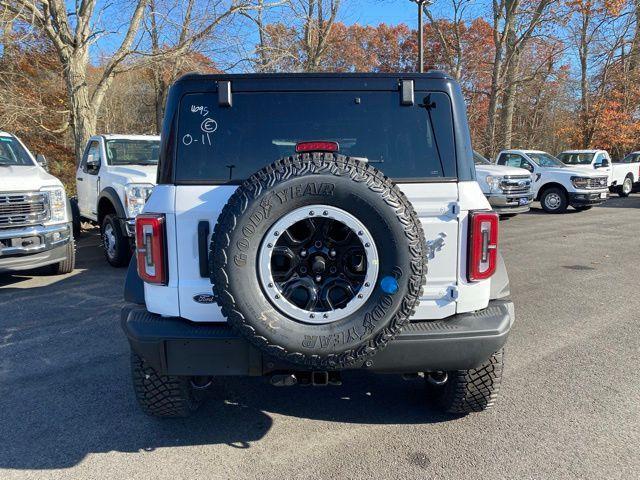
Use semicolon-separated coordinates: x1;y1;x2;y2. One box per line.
486;175;503;193
41;186;68;224
571;176;589;189
125;183;154;218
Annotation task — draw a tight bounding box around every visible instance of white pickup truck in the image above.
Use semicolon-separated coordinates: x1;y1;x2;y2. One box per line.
0;131;75;274
557;149;640;196
75;134;159;266
473;151;532;216
496;150;609;213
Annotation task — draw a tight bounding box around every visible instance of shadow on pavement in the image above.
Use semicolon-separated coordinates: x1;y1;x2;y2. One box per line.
0;233;454;471
596;192;640;208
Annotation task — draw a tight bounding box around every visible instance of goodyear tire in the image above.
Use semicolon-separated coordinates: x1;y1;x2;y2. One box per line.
210;153;427;369
426;349;505;414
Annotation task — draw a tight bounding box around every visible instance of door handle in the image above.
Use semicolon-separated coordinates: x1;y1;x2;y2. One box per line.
77;178;83;181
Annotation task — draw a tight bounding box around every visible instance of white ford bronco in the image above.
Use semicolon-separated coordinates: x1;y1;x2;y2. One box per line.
497;150;609;213
75;134;159;266
0;132;75;274
121;73;514;418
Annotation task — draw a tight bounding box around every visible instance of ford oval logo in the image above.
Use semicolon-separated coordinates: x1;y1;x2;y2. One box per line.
193;293;216;304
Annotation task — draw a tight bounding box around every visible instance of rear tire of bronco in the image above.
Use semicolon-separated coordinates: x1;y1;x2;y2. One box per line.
211;153;427;369
426;349;504;414
540;187;568;213
101;214;131;267
130;352;202;418
48;239;76;275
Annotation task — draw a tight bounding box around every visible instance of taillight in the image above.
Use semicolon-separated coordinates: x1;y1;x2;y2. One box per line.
295;141;339;153
135;214;167;285
467;211;499;282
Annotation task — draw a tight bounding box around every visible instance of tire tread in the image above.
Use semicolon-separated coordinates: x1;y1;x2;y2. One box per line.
210;153;428;369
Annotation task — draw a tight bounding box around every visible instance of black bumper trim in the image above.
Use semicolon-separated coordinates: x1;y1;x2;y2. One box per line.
568;192;607;206
121;300;514;376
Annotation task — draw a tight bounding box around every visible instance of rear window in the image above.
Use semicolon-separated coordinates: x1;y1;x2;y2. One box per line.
175;91;456;183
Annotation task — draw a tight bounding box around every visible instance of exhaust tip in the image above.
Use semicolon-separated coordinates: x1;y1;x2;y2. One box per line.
270;374;297;387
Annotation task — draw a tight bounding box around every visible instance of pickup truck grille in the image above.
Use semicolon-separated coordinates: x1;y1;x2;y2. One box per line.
500;175;531;195
584;177;608;189
0;192;49;228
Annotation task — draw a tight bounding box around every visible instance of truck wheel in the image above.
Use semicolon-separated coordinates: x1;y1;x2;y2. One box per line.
426;349;504;414
130;352;202;418
48;239;76;275
101;214;131;267
211;153;427;369
619;176;633;197
540;187;568;213
69;197;82;238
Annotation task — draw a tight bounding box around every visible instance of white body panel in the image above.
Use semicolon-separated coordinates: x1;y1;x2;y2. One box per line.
611;160;640;186
147;181;493;323
75;135;159;221
143;185;180;317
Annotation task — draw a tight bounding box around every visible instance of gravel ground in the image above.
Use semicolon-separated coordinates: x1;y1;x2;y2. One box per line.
1;195;639;480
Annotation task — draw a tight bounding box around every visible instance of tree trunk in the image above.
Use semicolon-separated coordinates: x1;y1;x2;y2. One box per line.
65;50;96;161
498;53;520;150
485;54;503;158
629;0;640;71
153;73;167;134
579;10;591;148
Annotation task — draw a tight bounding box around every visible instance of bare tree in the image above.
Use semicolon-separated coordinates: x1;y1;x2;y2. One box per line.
0;0;250;158
423;0;472;81
298;0;341;71
145;0;252;132
0;0;150;160
482;0;556;154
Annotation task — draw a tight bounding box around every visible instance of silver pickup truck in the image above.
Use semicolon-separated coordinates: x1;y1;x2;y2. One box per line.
0;132;75;274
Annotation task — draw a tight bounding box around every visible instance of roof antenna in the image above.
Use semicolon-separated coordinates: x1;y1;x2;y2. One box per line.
420;94;436;111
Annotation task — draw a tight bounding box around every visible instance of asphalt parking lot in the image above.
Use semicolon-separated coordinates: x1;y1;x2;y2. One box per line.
1;195;639;480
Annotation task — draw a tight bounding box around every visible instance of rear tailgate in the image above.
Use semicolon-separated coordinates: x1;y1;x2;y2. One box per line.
174;183;461;322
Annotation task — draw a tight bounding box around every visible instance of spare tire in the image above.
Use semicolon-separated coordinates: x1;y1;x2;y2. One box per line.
210;153;427;369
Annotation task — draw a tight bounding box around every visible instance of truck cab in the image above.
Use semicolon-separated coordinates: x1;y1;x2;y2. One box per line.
496;150;609;213
557;150;612;185
473;151;532;216
75;134;159;266
0;132;75;274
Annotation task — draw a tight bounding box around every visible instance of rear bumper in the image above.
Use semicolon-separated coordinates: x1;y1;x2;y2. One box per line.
121;300;515;376
0;222;71;272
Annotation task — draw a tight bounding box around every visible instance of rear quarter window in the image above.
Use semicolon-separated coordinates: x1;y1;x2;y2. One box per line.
174;91;457;183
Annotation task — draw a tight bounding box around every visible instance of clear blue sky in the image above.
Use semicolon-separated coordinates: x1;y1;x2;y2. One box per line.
344;0;419;26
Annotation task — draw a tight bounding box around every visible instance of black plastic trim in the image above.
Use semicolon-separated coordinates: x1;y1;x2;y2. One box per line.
121;300;514;376
197;220;210;278
568;192;607;206
98;187;126;220
123;256;145;305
